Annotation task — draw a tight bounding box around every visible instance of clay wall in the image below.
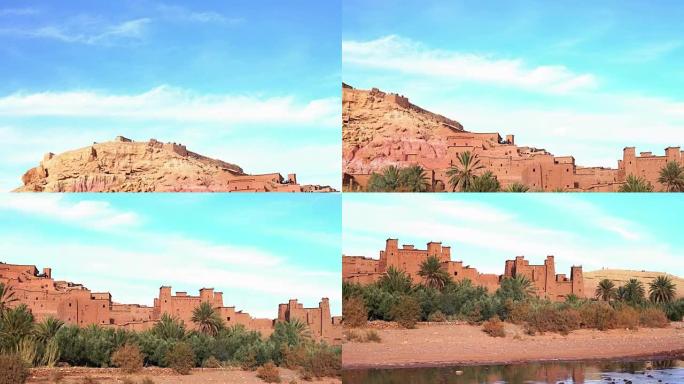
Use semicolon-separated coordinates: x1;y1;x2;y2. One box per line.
342;240;583;301
345;125;684;191
1;262;339;343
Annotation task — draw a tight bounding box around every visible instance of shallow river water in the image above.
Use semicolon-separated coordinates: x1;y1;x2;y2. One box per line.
342;358;684;384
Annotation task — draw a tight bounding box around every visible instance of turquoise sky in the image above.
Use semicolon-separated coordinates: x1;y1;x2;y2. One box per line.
344;194;684;278
343;0;684;169
0;0;341;191
0;194;341;318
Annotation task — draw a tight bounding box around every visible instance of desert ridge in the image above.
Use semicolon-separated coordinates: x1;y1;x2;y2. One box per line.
15;136;336;192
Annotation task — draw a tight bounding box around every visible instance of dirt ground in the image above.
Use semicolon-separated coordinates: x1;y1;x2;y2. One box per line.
28;367;341;384
342;321;684;369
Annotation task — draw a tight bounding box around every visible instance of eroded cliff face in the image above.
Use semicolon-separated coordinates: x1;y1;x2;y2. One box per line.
15;137;331;192
342;84;465;174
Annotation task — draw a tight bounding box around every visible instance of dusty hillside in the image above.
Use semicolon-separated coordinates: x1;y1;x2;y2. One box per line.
342;84;465;174
584;269;684;298
14;136;333;192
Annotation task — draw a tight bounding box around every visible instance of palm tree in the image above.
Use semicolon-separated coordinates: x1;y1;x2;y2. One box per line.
446;151;485;192
0;283;17;314
153;313;187;340
496;275;535;302
595;279;617;302
367;165;401;192
398;165;430;192
505;182;529;192
271;319;311;347
0;304;34;349
378;266;412;294
619;174;654;192
649;275;676;303
191;302;224;336
620;279;646;304
34;317;64;343
418;256;451;290
467;171;500;192
658;161;684;192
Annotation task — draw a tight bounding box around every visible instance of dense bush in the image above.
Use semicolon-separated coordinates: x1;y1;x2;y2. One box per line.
615;306;640;330
111;344;143;373
639;307;669;328
390;296;421;329
201;356;222;368
0;354;29;384
342;297;367;328
299;343;341;379
165;342;195;375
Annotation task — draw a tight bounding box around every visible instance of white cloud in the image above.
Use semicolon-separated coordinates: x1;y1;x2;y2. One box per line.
0;18;151;45
343;195;683;276
343;35;598;94
0;195;139;230
0;234;340;318
0;86;339;127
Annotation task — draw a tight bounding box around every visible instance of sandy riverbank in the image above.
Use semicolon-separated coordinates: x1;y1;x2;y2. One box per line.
28;367;341;384
342;321;684;369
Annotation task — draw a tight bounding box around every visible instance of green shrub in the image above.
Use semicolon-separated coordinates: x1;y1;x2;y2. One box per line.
390;296;421;329
427;310;447;322
111;344;143;373
256;362;281;383
482;317;505;337
343;297;367;328
0;354;29;384
165;342;195;375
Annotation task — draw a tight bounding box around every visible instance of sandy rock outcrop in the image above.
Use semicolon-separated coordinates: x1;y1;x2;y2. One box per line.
15;136;334;192
342;83;465;174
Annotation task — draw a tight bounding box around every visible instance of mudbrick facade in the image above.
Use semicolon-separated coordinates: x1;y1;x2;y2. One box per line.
15;136;335;192
0;262;342;343
342;85;683;192
342;239;584;301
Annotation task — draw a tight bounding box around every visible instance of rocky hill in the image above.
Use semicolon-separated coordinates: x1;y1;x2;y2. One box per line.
343;84;466;174
15;136;334;192
584;269;684;298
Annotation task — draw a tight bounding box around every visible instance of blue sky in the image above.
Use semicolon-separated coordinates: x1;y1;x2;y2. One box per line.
343;0;684;168
344;194;684;277
0;194;341;318
0;0;341;191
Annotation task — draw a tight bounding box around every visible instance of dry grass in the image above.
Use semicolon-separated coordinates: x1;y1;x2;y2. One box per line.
256;362;281;383
482;317;505;337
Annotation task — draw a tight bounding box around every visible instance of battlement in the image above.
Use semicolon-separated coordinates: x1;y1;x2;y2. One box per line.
344;239;584;300
2;262;340;342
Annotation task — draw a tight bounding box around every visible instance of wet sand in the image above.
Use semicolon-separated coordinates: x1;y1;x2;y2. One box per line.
343;321;684;369
29;367;341;384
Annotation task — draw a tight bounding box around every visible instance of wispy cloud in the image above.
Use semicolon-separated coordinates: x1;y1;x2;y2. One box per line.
0;17;150;45
0;195;140;230
0;8;40;16
620;41;683;63
343;35;598;94
156;4;242;25
0;86;339;126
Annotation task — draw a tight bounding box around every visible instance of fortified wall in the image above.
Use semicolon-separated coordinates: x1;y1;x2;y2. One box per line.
342;239;584;301
342;86;683;192
0;262;341;343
